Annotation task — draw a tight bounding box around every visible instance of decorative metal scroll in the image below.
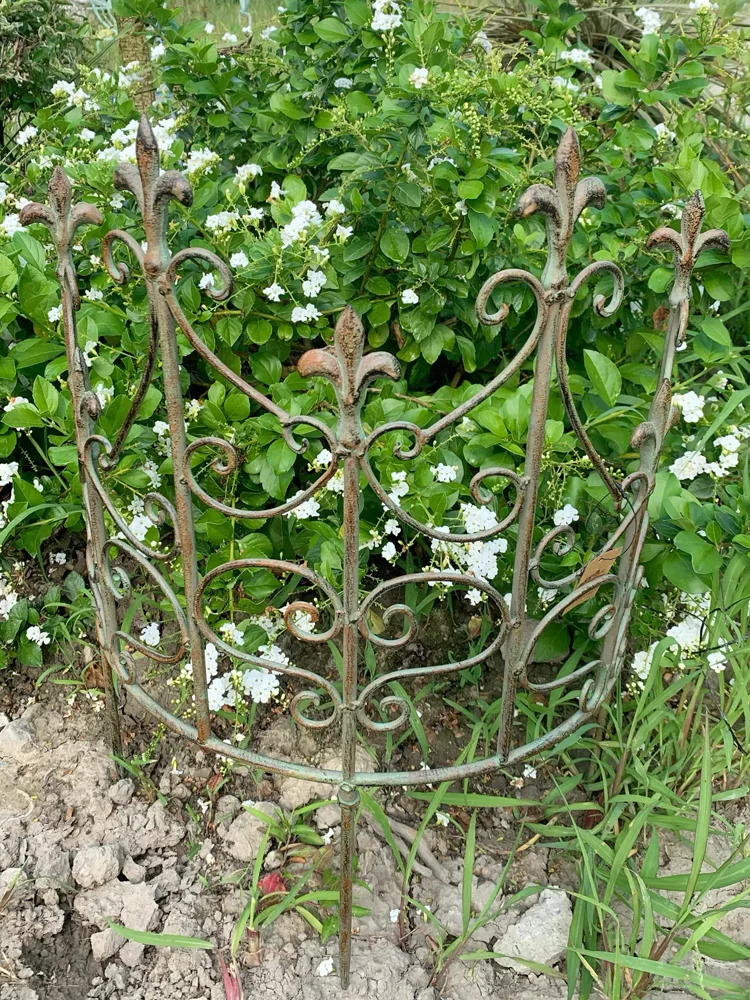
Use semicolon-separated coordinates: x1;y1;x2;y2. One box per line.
20;120;729;988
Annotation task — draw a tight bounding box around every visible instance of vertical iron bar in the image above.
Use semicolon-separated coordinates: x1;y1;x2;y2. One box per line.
152;287;211;741
499;301;561;760
64;276;124;771
337;453;360;988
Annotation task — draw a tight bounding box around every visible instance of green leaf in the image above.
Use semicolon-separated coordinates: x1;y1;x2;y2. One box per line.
468;210;494;249
345;91;374;115
267;438;297;473
0;253;18;292
393;182;422;208
109;923;213;950
251;353;282;385
32;376;59;417
584;349;621;407
314;17;351;42
2;402;45;428
380;228;409;263
269;90;308;120
223;392;250;422
11;340;65;369
458;180;483;200
673;530;722;576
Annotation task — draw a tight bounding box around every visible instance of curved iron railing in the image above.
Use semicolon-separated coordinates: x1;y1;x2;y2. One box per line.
20;118;729;987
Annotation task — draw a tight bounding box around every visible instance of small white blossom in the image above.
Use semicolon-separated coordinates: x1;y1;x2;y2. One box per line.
553;504;579;527
140;622;161;647
431;463;457;483
371;0;403;31
435;811;449;827
473;31;492;53
291;303;321;324
635;7;661;34
230;251;249;269
302;269;327;298
561;47;593;67
26;625;51;646
3;396;28;412
324;199;346;217
286;490;320;519
381;541;397;561
16;125;38;147
335;225;353;241
263;282;285;302
654;122;676;142
401;288;419;305
409;67;429;89
334;77;354;89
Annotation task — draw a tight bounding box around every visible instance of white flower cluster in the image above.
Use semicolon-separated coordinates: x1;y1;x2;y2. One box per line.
654;122;676;142
630;592;731;687
26;625;51;647
689;0;718;11
140;622;161;647
673;390;705;423
429;504;508;594
371;0;402;31
205;211;239;235
0;213;25;239
236;163;263;188
409;67;429;89
185;147;220;180
561;47;593;67
387;470;409;506
291;303;321;324
286;490;321;519
553;504;579;527
669;426;750;481
280;199;323;248
0;572;19;620
219;621;244;646
552;76;579;93
635;6;661;34
16;125;39;147
302;269;327;298
431;463;457;483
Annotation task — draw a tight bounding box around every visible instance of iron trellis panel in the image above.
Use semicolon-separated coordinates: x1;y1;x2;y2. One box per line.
19;118;729;988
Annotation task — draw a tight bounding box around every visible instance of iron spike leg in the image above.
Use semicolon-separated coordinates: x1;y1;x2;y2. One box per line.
338;453;361;988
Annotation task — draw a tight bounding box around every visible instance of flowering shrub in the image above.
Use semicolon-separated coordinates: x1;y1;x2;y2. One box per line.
0;0;749;713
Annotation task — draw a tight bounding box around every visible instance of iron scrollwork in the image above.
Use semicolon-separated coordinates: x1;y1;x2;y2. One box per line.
20;118;729;988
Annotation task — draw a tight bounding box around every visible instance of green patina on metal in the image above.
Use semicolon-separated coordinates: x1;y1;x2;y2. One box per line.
20;118;729;989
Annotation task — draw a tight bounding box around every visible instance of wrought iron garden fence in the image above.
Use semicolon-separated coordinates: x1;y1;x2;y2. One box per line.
19;118;729;988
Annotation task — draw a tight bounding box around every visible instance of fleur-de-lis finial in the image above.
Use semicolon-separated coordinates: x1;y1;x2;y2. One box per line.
516;128;606;289
646;190;730;307
19;168;102;309
297;307;400;448
114;115;193;278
